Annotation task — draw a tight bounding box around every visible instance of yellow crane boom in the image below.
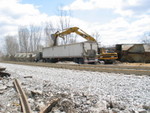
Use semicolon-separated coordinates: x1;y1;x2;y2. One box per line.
51;27;96;46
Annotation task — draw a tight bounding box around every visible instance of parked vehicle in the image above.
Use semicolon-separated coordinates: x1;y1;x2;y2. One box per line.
98;48;118;64
36;41;98;64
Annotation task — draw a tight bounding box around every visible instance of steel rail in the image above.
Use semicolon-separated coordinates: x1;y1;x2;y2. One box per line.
39;98;60;113
13;79;32;113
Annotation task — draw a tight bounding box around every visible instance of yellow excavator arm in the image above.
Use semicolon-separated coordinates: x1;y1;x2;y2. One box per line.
51;27;96;46
51;26;118;64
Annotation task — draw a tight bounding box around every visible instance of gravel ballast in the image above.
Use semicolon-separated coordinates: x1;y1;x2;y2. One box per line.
0;63;150;113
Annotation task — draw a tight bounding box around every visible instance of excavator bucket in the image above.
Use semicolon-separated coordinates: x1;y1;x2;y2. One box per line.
51;34;57;46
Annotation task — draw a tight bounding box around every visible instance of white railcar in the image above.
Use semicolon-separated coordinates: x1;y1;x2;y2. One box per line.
42;41;98;64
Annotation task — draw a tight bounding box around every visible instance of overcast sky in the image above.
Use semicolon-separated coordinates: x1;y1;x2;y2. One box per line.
0;0;150;51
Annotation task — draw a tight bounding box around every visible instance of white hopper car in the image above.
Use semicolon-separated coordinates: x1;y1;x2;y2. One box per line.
37;41;98;64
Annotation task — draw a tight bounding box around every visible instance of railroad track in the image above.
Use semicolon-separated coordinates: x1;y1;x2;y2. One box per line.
13;79;32;113
1;61;150;75
13;79;70;113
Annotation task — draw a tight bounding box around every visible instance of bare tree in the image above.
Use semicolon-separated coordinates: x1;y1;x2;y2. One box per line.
92;31;101;41
18;25;42;53
68;34;77;44
5;35;19;55
18;26;30;53
29;25;42;51
57;9;72;45
142;32;150;44
44;8;76;46
92;31;101;47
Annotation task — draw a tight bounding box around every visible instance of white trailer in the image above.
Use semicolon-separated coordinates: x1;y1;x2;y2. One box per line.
42;41;98;64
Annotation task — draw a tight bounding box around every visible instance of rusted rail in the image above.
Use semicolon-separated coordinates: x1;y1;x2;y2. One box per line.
13;79;65;113
13;79;32;113
39;98;60;113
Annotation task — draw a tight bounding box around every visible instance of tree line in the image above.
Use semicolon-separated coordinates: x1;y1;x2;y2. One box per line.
5;25;45;56
4;10;76;56
3;10;101;57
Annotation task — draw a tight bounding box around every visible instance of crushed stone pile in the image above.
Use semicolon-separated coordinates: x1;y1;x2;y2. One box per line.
0;63;150;113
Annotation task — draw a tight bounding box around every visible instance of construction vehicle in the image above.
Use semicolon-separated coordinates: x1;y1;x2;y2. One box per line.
98;48;118;64
51;27;118;64
51;27;96;46
35;27;98;64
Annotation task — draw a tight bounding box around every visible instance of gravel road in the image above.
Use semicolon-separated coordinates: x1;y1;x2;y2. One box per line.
0;63;150;113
